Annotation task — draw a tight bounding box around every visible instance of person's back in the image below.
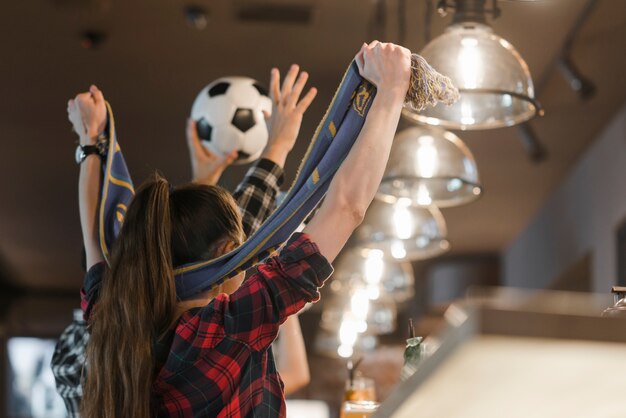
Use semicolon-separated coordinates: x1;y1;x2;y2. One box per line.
81;229;329;417
153;234;329;417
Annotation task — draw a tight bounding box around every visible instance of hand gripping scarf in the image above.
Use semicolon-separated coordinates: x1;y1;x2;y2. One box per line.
99;56;458;300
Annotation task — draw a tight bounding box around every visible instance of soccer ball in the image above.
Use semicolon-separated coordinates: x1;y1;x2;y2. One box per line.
191;76;272;164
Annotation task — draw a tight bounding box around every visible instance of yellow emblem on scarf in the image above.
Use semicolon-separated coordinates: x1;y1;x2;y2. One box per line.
116;203;127;223
353;82;374;117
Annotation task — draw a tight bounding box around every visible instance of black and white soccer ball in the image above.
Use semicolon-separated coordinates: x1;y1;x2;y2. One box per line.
191;76;272;165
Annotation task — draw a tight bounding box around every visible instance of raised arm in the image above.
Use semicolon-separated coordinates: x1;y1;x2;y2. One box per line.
189;66;317;237
68;85;108;270
303;42;411;262
234;65;317;235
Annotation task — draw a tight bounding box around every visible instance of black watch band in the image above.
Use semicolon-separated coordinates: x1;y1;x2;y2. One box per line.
75;144;101;164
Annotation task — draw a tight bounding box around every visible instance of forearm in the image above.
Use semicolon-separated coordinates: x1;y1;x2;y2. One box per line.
331;90;403;215
275;316;310;395
304;89;404;261
260;144;290;169
79;154;105;270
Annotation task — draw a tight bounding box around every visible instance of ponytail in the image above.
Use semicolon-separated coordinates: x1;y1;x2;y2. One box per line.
82;173;176;418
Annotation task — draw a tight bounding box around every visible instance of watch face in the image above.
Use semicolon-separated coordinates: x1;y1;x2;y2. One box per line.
75;145;85;164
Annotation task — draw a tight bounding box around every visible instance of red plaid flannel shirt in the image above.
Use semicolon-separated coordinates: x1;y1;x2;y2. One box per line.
81;233;332;417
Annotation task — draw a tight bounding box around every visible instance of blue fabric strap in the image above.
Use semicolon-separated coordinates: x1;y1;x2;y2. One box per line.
99;61;376;299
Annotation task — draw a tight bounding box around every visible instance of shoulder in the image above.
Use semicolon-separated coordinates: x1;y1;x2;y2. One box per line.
174;296;229;347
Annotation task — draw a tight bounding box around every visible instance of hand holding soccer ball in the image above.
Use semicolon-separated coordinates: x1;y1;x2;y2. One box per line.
186;118;238;186
191;76;272;165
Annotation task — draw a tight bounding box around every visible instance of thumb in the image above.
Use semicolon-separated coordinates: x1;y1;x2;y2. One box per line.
223;150;238;166
90;85;104;103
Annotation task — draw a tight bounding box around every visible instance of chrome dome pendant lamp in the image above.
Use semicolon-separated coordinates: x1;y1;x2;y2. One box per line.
379;126;481;207
351;199;450;261
403;0;543;130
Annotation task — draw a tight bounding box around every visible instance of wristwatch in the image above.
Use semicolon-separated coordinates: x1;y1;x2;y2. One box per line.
75;144;101;164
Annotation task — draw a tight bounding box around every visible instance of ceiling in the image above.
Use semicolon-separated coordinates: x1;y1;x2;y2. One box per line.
1;0;625;291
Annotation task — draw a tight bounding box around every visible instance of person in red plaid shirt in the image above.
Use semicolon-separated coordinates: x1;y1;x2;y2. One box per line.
53;68;308;417
70;41;411;418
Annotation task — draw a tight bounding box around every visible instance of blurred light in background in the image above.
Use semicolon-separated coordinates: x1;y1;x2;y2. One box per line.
7;338;66;418
322;292;398;358
285;400;329;418
330;248;415;303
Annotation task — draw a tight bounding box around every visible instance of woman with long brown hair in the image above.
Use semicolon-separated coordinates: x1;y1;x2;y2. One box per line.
71;41;412;417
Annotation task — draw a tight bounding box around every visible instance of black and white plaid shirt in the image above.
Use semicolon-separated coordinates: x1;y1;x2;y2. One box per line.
51;158;284;417
233;158;284;238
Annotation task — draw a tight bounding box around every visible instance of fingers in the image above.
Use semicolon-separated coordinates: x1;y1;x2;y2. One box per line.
269;67;281;104
74;91;92;107
355;43;366;75
287;71;309;108
295;87;317;113
211;150;237;177
280;64;299;104
222;150;238;167
90;84;104;103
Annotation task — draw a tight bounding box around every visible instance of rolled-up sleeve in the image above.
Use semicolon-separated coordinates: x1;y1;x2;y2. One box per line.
217;233;333;351
233;158;284;237
80;262;106;321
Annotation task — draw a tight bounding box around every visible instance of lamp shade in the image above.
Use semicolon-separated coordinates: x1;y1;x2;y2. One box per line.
329;247;415;303
404;23;541;130
321;290;398;336
379;126;481;207
314;328;378;359
352;199;449;261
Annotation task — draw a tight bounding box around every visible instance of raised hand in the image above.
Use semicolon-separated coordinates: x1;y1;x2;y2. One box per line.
354;41;412;98
261;64;317;167
187;118;238;185
67;85;108;145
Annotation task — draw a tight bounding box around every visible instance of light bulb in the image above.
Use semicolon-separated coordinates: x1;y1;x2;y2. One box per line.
416;184;433;206
364;250;384;284
337;344;354;358
391;240;407;259
459;37;481;89
393;203;413;239
339;320;358;347
416;135;438;178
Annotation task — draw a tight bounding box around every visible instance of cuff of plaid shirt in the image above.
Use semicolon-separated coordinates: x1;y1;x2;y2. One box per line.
81;261;105;321
236;158;285;192
270;232;334;304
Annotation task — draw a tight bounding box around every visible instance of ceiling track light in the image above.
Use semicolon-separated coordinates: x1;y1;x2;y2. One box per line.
80;30;107;50
184;5;209;30
436;0;501;21
517;123;547;163
557;56;596;101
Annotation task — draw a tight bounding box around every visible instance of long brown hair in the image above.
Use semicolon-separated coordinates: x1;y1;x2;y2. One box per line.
82;174;243;418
